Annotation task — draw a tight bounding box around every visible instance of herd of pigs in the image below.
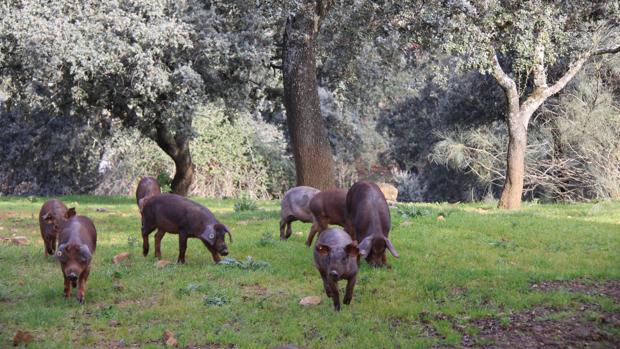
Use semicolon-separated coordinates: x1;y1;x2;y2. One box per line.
37;177;398;311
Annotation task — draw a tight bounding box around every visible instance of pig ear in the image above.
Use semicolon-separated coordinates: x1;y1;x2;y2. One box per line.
42;213;54;224
80;245;92;260
214;224;232;243
55;243;67;258
358;236;373;258
316;243;330;255
201;226;216;244
345;242;359;257
385;237;399;258
65;208;76;219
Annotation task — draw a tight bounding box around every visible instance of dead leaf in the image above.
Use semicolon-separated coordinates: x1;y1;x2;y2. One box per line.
163;330;178;347
436;215;445;222
112;252;130;264
299;296;321;306
155;260;172;268
11;236;29;245
13;330;34;346
108;320;120;327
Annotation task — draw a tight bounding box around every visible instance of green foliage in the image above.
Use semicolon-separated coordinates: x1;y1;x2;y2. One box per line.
156;172;173;193
234;193;259;212
218;256;269;270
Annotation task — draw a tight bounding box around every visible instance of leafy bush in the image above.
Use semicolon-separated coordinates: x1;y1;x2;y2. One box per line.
234;193;258;212
218;256;269;270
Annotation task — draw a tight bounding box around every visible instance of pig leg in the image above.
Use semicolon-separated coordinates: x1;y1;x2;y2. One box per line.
329;281;341;311
285;218;294;239
319;271;334;298
305;221;320;247
142;225;155;257
177;233;188;264
279;218;287;240
44;238;52;256
63;277;72;298
50;235;57;254
343;275;357;305
76;268;90;304
154;229;165;259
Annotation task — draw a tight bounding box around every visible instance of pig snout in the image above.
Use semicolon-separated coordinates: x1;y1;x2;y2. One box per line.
219;247;229;256
329;270;340;279
67;273;78;281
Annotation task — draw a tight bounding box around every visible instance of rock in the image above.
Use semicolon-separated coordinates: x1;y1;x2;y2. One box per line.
436;215;445;221
163;330;178;347
96;208;108;212
13;330;34;346
377;183;398;202
113;281;124;292
156;260;172;268
11;236;29;245
112;252;130;264
299;296;321;306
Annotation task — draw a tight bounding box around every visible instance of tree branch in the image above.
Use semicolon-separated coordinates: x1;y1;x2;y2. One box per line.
490;52;520;113
592;45;620;56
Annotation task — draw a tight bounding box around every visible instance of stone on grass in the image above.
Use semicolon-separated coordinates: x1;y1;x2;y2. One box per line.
156;260;172;268
112;252;130;264
299;296;321;306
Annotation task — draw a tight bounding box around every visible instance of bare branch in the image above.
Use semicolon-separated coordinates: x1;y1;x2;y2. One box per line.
592;45;620;56
490;52;519;113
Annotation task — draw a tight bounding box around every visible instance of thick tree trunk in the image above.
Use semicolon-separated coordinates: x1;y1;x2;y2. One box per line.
282;3;336;190
498;113;529;209
153;123;194;196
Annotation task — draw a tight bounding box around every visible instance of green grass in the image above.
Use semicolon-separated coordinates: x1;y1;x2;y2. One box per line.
0;197;619;348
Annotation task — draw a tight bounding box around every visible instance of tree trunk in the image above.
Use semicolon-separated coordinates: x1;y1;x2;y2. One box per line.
282;3;336;190
153;123;194;196
498;112;529;209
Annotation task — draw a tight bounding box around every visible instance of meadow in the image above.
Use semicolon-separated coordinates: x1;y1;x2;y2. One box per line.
1;196;619;348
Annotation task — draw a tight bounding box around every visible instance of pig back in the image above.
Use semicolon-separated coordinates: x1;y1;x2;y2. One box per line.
281;186;319;222
142;193;215;234
346;181;391;239
59;216;97;251
136;177;161;205
315;228;353;249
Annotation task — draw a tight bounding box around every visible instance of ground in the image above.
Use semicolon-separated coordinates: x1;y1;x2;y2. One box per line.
0;196;619;348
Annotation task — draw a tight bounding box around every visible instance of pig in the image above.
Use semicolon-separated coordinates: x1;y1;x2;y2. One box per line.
136;176;161;209
39;199;73;256
305;189;347;246
54;209;96;303
140;193;231;264
313;228;359;311
279;186;320;240
345;181;399;267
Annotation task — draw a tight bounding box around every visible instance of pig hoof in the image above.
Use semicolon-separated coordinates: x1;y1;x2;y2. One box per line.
77;297;84;304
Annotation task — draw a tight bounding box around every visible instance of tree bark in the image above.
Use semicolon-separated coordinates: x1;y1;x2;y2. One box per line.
498;112;528;209
282;1;336;190
153;123;194;196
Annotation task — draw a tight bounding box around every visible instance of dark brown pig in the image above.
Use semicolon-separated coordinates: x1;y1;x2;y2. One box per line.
141;193;231;264
313;228;359;311
305;189;347;246
54;210;96;303
39;199;73;256
136;176;161;209
346;181;399;267
279;186;320;240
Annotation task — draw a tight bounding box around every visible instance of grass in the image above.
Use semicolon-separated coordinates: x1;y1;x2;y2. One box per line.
0;196;619;348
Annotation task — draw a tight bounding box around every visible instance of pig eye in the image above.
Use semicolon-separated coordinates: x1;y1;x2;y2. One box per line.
209;233;215;240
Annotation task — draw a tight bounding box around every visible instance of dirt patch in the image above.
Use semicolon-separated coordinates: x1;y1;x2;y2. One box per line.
464;303;620;348
241;284;268;297
531;279;620;304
